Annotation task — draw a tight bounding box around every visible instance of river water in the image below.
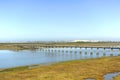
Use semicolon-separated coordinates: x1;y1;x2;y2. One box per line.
0;48;120;68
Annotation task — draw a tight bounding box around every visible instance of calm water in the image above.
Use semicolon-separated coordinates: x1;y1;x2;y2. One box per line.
0;48;120;68
104;72;120;80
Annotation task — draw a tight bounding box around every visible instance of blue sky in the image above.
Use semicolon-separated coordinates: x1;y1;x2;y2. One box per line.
0;0;120;41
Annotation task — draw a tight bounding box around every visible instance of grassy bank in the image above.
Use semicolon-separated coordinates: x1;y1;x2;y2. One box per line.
113;75;120;80
0;42;120;50
0;56;120;80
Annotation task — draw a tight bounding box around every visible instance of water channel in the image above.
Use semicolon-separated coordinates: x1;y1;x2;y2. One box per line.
104;72;120;80
0;47;119;69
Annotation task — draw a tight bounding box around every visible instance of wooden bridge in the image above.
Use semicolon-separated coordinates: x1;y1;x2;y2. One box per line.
34;45;120;56
1;42;120;54
0;42;120;56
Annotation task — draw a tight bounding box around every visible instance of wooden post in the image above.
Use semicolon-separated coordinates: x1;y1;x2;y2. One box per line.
62;50;64;53
66;50;68;53
79;47;81;51
66;47;68;53
85;47;87;54
51;49;53;52
58;50;60;53
75;51;77;54
96;48;99;56
104;48;106;53
80;51;82;54
85;52;87;55
96;48;99;53
90;52;93;55
90;48;92;54
54;49;56;52
111;48;113;53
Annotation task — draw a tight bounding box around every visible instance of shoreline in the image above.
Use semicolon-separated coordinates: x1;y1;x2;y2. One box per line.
0;56;120;80
0;56;111;71
113;75;120;80
0;43;120;80
0;42;120;50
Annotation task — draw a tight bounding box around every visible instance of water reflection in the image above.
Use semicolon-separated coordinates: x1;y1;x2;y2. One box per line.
0;47;120;68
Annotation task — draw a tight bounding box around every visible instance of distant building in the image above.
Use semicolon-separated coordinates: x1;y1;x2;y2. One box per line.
72;40;99;42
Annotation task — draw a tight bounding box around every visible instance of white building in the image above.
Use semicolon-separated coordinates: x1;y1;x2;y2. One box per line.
72;40;99;42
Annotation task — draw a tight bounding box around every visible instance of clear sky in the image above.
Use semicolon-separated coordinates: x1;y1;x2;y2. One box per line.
0;0;120;41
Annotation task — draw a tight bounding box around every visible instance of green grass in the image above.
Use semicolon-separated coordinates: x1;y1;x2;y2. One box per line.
0;66;29;72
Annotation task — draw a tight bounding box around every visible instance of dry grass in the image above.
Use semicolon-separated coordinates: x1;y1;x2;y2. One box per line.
113;75;120;80
0;42;120;50
0;45;22;50
0;56;120;80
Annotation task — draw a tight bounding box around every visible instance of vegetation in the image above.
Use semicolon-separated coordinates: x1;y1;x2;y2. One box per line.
0;56;120;80
113;75;120;80
0;42;120;50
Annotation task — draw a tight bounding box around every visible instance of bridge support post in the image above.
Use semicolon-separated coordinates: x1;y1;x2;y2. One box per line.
104;48;106;53
85;47;87;55
58;50;60;53
90;52;93;55
85;47;87;53
96;48;99;55
103;48;106;56
96;48;99;57
79;47;81;53
90;48;92;54
110;48;113;56
111;48;113;53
